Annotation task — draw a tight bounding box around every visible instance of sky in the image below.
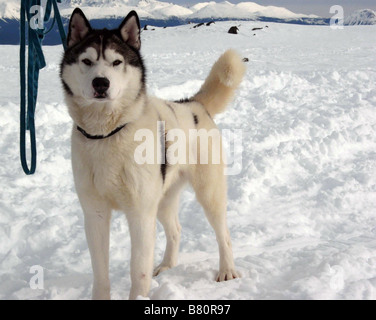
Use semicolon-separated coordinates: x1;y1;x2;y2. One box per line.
175;0;376;17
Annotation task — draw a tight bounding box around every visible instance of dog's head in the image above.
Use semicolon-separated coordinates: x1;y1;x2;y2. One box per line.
60;8;145;104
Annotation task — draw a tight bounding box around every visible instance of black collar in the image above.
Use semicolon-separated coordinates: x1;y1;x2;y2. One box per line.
77;124;127;140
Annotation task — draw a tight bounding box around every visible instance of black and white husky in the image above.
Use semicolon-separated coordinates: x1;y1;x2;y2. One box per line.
60;8;246;299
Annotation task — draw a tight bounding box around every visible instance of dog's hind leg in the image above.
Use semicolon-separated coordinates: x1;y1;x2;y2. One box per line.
189;163;240;282
153;181;185;276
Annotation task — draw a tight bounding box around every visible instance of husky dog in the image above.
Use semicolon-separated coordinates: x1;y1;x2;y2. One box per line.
60;8;246;299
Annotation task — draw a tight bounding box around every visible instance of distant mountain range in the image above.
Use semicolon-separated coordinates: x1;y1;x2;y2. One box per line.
1;0;321;21
0;1;374;45
344;9;376;25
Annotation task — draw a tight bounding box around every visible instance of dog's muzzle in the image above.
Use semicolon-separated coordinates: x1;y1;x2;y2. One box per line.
92;77;110;99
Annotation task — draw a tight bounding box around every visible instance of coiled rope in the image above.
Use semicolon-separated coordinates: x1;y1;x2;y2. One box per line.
20;0;66;174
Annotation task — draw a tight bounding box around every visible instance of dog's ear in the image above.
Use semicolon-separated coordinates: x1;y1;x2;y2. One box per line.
67;8;92;48
119;11;141;50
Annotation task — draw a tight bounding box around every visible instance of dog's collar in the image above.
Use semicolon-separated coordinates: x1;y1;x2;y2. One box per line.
77;124;127;140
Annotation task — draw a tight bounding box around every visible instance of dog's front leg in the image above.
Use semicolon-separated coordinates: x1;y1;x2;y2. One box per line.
126;209;157;299
81;197;112;300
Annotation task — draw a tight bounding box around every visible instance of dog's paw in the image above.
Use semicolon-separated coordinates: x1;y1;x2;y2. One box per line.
153;264;173;277
216;269;241;282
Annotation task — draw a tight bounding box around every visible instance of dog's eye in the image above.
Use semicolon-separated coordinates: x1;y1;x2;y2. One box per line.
113;60;122;67
82;59;92;66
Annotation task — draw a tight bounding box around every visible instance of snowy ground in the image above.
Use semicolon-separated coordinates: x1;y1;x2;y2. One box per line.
1;21;376;300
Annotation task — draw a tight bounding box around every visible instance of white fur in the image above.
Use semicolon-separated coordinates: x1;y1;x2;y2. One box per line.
63;48;245;299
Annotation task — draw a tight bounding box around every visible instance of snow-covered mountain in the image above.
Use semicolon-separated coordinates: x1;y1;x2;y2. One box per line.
188;1;317;19
0;0;19;19
344;9;376;25
0;0;317;20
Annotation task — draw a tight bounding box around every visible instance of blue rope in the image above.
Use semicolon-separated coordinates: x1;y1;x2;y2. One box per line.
20;0;66;175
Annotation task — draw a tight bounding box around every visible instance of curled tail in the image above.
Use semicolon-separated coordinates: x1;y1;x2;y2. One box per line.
193;49;246;117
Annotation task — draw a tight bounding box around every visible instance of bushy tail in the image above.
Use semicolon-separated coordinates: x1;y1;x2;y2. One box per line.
193;49;246;117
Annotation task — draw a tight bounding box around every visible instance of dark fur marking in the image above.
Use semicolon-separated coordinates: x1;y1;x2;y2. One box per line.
166;103;177;118
158;119;167;183
174;98;191;104
193;113;199;125
62;80;73;96
161;160;167;183
62;32;102;65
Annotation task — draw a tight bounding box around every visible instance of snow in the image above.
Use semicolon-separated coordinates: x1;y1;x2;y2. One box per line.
345;9;376;25
149;4;192;18
190;2;217;12
1;21;376;300
189;2;314;19
0;0;18;20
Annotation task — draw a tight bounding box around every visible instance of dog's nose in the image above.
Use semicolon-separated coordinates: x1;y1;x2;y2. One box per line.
92;77;110;95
